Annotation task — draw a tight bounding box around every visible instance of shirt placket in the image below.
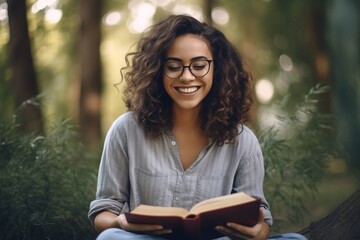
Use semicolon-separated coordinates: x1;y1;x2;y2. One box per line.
173;170;185;207
167;135;187;207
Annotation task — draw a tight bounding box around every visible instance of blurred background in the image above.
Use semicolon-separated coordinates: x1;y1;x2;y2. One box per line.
0;0;359;239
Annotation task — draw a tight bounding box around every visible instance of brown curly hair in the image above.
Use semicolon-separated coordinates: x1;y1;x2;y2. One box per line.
121;15;253;145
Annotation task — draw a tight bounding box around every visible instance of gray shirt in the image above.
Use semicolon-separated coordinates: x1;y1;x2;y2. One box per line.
89;112;273;227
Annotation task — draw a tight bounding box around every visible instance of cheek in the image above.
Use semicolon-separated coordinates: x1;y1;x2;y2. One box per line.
206;72;214;89
162;78;172;95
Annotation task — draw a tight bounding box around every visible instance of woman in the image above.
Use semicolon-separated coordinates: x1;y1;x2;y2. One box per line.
89;15;306;240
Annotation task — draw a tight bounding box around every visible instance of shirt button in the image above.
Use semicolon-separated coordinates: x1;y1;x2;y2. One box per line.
179;171;184;176
171;141;176;145
175;196;180;201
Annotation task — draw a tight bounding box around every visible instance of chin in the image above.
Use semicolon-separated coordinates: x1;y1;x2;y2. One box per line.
174;101;202;111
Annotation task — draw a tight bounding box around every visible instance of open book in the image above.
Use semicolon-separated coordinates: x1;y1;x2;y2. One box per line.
124;192;261;240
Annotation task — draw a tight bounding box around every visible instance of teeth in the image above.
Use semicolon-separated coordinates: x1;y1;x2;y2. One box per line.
177;87;199;93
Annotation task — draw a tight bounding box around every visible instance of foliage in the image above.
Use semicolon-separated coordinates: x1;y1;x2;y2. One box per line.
261;84;347;232
0;104;98;240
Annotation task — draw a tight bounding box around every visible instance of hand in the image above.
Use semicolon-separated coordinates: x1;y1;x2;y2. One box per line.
117;214;172;236
215;208;269;240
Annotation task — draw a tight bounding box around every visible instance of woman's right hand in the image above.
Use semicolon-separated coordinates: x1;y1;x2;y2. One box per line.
94;211;171;235
117;214;172;235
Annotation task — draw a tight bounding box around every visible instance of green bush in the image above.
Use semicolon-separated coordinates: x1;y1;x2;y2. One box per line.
261;84;347;231
0;117;98;240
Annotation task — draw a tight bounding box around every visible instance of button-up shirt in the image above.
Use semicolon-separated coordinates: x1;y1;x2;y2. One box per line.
89;112;273;228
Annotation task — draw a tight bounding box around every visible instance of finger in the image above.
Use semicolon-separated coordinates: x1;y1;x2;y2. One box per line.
226;222;262;238
225;208;264;237
259;208;265;221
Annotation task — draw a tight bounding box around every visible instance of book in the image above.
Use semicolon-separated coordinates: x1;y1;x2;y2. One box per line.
124;192;261;240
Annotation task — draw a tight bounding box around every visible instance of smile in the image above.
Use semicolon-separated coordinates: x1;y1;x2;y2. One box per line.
176;86;200;94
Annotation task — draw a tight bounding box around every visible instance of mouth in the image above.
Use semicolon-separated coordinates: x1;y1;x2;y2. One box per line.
175;86;200;94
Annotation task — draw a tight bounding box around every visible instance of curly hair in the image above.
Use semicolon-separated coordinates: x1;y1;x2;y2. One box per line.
121;15;253;145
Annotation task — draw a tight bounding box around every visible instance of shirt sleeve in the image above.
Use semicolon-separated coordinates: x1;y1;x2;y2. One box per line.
232;128;273;226
88;115;130;225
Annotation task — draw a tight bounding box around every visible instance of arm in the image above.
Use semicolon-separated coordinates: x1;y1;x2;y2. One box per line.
232;129;273;226
91;115;172;235
217;128;272;239
88;118;130;225
94;211;172;235
94;211;120;232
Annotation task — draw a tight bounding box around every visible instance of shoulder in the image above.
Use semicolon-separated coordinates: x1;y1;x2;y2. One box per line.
111;111;136;128
237;125;259;142
234;124;262;151
106;111;142;138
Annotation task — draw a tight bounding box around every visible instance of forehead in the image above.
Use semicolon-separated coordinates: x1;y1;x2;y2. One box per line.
166;34;213;60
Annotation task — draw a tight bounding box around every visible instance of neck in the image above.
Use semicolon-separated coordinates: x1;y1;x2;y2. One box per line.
172;105;202;131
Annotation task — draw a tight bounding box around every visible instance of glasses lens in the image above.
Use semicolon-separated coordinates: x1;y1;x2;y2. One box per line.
164;62;183;78
164;60;211;78
190;60;210;77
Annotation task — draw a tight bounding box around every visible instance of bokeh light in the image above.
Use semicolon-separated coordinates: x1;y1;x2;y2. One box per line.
211;7;229;25
31;0;58;14
170;3;202;20
103;11;122;26
279;54;293;72
127;1;156;33
255;78;274;104
44;8;62;24
0;3;8;22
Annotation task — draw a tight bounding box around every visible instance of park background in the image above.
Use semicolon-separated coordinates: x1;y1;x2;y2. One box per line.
0;0;359;239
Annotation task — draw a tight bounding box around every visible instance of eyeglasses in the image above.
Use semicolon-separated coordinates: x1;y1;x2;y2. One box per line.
163;60;213;79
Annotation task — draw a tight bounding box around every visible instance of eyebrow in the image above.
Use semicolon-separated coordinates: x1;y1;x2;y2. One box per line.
165;56;209;62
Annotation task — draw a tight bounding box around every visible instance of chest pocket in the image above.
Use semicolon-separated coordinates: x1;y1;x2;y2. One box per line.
134;168;168;206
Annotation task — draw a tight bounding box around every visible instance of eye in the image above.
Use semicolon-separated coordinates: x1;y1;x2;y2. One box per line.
191;61;207;70
165;62;182;72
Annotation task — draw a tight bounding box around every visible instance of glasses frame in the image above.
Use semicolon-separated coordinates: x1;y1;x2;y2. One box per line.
163;59;213;79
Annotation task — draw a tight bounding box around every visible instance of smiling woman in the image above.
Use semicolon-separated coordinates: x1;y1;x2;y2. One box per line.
89;14;307;240
162;34;214;112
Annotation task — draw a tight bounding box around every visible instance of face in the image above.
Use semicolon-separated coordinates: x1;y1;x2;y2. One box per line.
163;34;214;112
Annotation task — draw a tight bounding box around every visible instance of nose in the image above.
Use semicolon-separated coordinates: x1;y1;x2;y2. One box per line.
180;66;195;81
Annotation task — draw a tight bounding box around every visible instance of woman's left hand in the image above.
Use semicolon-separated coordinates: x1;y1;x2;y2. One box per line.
215;208;270;240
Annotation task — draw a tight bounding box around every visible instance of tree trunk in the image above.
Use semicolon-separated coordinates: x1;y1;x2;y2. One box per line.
304;1;332;114
298;1;360;239
299;188;360;240
203;0;214;25
6;0;43;133
326;0;360;169
78;0;102;145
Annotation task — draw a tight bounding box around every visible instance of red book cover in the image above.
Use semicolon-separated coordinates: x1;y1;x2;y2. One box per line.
124;192;261;240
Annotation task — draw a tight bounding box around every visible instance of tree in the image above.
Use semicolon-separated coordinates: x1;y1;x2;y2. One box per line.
78;0;103;146
299;0;360;238
203;0;214;25
300;189;360;240
6;0;43;133
327;0;360;170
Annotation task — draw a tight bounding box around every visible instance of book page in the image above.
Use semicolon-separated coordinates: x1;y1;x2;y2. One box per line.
188;192;256;215
131;205;190;218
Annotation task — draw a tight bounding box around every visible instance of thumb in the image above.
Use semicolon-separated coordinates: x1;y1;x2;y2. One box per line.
258;208;265;222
